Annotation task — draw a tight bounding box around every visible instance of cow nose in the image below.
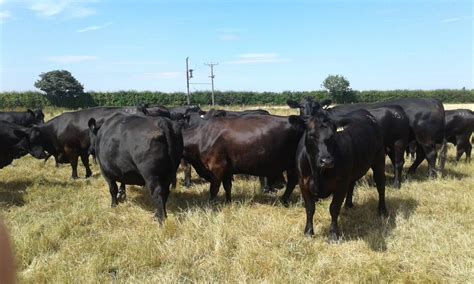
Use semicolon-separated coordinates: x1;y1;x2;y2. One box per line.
319;158;334;168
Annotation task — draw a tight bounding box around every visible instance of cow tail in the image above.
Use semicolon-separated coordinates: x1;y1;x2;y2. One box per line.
438;101;448;174
159;119;178;185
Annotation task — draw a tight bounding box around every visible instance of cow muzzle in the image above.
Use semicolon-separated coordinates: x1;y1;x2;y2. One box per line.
318;158;334;169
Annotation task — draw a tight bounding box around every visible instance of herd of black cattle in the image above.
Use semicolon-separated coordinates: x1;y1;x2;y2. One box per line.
0;98;473;239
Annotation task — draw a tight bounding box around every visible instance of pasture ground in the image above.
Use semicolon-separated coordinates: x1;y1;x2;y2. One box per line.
0;104;473;282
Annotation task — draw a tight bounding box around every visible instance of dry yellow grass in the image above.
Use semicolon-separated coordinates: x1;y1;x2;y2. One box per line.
0;104;473;282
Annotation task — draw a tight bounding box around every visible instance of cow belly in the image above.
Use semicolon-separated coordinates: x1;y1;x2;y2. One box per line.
116;172;145;186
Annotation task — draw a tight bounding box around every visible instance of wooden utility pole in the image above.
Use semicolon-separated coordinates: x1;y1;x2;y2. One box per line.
205;62;218;106
185;57;190;105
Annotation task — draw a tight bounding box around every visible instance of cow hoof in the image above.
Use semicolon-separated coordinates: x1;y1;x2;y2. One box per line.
117;193;127;202
154;213;166;224
111;203;118;208
184;182;192;188
344;202;354;209
378;208;388;217
262;187;277;194
328;232;340;243
304;228;314;237
85;172;92;178
280;197;290;207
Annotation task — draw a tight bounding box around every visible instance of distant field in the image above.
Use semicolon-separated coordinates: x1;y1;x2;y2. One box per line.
0;104;473;282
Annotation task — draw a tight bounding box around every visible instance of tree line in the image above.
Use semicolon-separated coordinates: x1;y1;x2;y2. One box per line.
0;70;472;109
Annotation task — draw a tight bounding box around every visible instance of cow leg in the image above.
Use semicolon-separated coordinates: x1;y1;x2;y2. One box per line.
105;178;119;207
455;144;464;162
466;142;472;163
269;173;286;190
407;144;426;176
391;141;406;189
372;155;388;217
209;175;222;202
300;177;316;236
183;160;192;188
148;179;170;223
280;169;298;207
222;174;233;203
422;143;438;178
69;153;79;179
328;192;345;241
344;181;356;209
208;159;226;202
80;153;92;178
259;177;270;193
117;183;126;202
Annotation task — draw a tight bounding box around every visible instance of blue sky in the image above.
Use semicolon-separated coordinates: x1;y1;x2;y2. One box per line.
0;0;472;92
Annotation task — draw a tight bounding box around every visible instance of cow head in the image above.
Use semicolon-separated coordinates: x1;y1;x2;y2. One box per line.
305;111;337;169
204;109;226;119
13;127;49;160
290;110;337;170
27;109;45;125
287;97;322;116
180;108;206;129
136;103;150;116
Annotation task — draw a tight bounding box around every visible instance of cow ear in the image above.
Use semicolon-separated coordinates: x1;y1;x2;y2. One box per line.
287;100;300;109
320;99;332;109
88;118;98;135
13;129;28;139
288;115;307;131
27;109;35;116
137;103;150;116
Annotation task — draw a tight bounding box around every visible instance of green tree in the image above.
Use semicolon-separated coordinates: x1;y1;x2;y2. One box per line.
321;74;355;103
34;70;84;103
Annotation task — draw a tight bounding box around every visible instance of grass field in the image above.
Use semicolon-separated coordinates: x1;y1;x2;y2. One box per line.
1;104;473;282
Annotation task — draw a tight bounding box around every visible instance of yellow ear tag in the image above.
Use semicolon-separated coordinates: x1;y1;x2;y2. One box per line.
336;126;344;132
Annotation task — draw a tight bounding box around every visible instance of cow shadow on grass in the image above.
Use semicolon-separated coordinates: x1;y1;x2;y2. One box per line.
337;195;418;252
0;177;77;207
404;163;468;181
0;180;32;207
128;183;294;215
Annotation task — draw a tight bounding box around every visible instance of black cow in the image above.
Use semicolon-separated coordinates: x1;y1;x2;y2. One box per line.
0;121;48;169
285;108;387;239
203;108;270;119
289;97;446;177
182;114;304;202
170;105;205;120
181;109;285;192
37;107;139;178
444;109;474;162
88;113;183;222
288;98;410;188
0;109;45;127
136;103;171;118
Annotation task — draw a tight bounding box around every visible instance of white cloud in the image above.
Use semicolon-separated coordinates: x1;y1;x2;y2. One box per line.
44;55;99;64
441;17;462;23
224;53;291;65
140;72;181;80
29;0;97;19
0;10;11;23
219;34;240;41
112;60;166;65
77;22;111;33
